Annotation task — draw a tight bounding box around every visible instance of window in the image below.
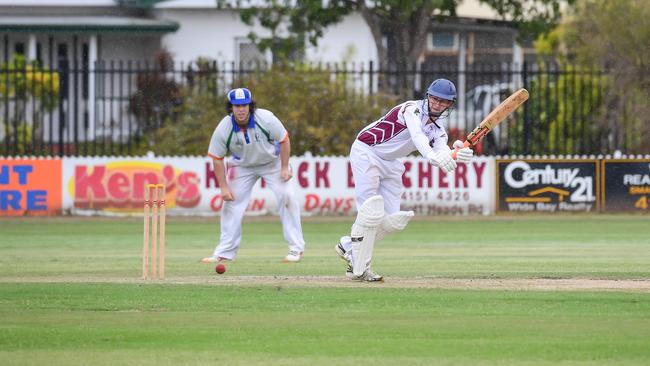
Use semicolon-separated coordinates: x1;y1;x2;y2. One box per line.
474;32;513;49
57;43;69;97
57;43;68;62
36;43;42;64
428;32;457;50
82;43;89;99
235;38;267;68
14;42;25;55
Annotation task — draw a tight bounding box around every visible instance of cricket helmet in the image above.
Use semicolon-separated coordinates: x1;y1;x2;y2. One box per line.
427;79;457;102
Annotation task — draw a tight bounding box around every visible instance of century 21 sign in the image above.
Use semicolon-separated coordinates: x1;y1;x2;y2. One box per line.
496;160;600;213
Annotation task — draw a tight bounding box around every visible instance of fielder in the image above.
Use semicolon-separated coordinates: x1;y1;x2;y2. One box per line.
202;88;306;263
336;78;473;282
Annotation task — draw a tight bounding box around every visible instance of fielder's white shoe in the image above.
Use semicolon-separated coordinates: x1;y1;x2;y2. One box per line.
283;251;303;262
200;256;228;263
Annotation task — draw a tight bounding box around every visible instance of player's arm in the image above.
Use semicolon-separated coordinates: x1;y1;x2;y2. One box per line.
212;158;234;201
402;104;435;157
279;132;292;182
211;158;234;201
207;122;235;200
261;109;292;182
402;105;456;173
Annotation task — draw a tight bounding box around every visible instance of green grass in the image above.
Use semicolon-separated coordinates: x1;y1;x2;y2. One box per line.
1;215;649;365
1;215;648;279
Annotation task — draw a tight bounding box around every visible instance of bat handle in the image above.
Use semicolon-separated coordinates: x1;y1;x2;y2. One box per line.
450;140;471;159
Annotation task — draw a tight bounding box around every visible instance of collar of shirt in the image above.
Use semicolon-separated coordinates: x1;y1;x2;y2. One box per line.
230;112;256;132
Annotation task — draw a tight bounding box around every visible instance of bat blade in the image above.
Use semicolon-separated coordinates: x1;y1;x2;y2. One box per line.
452;88;529;157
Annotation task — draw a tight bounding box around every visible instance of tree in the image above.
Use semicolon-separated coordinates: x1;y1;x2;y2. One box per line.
536;0;650;153
228;0;571;94
128;49;183;145
0;55;60;155
239;65;398;155
143;64;398;156
238;0;350;63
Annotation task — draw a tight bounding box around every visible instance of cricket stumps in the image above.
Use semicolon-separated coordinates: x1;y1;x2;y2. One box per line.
143;184;166;280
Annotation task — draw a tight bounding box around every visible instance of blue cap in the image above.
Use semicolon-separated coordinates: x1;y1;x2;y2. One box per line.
227;88;252;105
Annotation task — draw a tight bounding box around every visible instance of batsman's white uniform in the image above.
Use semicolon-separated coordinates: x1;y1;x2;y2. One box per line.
352;99;452;210
207;108;305;260
340;99;458;278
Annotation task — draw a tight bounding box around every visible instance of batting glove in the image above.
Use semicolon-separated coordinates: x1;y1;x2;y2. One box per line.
427;150;457;173
452;140;474;163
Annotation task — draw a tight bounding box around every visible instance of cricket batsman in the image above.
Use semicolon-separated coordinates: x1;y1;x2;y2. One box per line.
335;79;474;282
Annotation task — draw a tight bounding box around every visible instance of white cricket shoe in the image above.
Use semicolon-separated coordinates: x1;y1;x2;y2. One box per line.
283;251;303;262
346;263;383;282
349;268;384;282
200;256;228;263
335;243;353;267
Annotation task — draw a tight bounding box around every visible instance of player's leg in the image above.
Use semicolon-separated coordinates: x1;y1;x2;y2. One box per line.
350;195;384;279
262;161;305;262
350;158;406;280
347;147;388;281
202;165;257;262
341;157;411;281
375;162;414;243
335;148;381;276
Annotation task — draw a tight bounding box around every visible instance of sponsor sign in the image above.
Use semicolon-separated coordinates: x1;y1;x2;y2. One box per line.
62;155;495;216
63;157;202;215
601;159;650;212
497;159;600;212
0;158;62;216
400;157;494;215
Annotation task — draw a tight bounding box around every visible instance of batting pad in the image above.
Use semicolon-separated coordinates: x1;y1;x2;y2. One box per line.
351;195;384;277
375;210;415;242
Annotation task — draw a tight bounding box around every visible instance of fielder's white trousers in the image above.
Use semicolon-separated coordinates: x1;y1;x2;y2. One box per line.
350;140;405;215
212;159;305;260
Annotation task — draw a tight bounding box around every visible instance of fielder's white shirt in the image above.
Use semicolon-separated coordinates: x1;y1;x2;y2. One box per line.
208;108;288;167
356;99;451;160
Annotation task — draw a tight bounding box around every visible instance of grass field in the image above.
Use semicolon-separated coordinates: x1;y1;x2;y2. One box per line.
1;215;649;365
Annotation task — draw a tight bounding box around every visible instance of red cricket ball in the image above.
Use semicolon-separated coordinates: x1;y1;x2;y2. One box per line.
215;263;226;274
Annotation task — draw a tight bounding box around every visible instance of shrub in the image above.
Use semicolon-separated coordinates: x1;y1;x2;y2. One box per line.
144;64;399;156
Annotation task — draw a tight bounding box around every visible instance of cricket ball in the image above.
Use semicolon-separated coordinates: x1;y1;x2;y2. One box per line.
215;263;226;274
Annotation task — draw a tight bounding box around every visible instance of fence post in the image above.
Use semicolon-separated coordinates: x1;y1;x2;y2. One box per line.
368;60;373;95
88;35;97;147
72;36;79;155
522;61;530;155
3;35;8;155
58;58;69;156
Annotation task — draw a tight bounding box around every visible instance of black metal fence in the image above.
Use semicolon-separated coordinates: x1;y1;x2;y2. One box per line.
0;59;630;157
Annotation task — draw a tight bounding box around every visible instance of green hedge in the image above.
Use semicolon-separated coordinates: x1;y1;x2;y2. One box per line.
140;65;398;156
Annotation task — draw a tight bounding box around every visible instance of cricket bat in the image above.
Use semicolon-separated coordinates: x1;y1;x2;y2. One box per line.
451;88;529;158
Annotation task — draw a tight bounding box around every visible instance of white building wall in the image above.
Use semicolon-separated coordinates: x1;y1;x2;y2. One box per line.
100;35;161;62
154;8;272;63
456;0;501;19
154;7;376;65
305;13;377;64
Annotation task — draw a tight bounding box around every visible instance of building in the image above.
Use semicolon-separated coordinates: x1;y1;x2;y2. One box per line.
0;0;178;67
0;0;532;67
0;0;534;154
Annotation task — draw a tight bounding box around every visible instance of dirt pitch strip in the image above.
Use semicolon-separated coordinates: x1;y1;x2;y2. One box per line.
4;276;650;292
